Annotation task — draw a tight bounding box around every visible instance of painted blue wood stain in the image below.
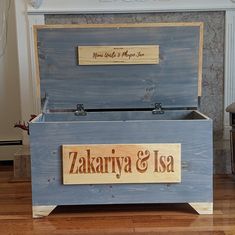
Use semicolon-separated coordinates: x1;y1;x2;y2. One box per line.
30;24;213;210
36;25;201;110
30;111;212;206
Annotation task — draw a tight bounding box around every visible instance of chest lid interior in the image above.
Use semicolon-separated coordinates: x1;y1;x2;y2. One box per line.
35;23;203;112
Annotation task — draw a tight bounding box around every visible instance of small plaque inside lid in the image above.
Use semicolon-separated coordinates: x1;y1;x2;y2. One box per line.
78;45;160;65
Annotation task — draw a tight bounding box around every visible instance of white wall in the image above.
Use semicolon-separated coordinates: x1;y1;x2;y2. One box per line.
0;0;21;141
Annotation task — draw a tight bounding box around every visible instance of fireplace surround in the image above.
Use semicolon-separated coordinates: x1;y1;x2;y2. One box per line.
14;0;235;173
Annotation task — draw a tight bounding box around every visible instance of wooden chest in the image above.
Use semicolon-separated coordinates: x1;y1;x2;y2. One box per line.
30;23;213;218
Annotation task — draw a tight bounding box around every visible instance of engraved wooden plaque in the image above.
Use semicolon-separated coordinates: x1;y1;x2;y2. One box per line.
62;143;181;185
78;45;159;65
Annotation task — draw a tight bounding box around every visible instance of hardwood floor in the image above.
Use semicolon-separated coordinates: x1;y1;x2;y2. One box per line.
0;166;235;235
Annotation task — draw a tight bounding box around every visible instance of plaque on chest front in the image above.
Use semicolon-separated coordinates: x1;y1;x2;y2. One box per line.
62;143;181;185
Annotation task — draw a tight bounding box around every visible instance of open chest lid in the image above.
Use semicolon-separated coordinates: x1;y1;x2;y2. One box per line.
35;23;203;112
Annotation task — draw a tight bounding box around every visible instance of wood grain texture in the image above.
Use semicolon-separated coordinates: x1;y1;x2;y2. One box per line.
33;26;41;103
0;168;234;234
32;205;57;218
13;155;31;181
29;110;212;207
34;22;204;29
189;202;213;215
78;45;159;65
34;23;203;110
62;143;181;184
198;23;204;97
13;146;31;182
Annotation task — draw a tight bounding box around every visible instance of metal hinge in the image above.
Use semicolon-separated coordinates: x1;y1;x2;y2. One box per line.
74;104;87;116
152;103;164;114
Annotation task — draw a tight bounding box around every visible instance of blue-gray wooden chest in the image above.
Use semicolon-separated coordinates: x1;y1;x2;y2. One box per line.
29;23;213;218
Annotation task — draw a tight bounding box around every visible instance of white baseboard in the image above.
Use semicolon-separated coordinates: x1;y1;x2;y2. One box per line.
0;145;22;161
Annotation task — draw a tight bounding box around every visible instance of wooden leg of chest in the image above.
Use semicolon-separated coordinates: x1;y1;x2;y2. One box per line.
32;205;57;218
189;202;213;215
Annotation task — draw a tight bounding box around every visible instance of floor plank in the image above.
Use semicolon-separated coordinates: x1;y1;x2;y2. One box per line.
0;167;235;235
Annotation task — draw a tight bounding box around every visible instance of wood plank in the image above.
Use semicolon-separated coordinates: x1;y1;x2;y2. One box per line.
62;143;181;184
32;205;57;218
35;23;203;110
189;202;213;215
33;25;41;105
78;45;159;65
34;22;204;29
13;146;31;181
198;22;204;97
